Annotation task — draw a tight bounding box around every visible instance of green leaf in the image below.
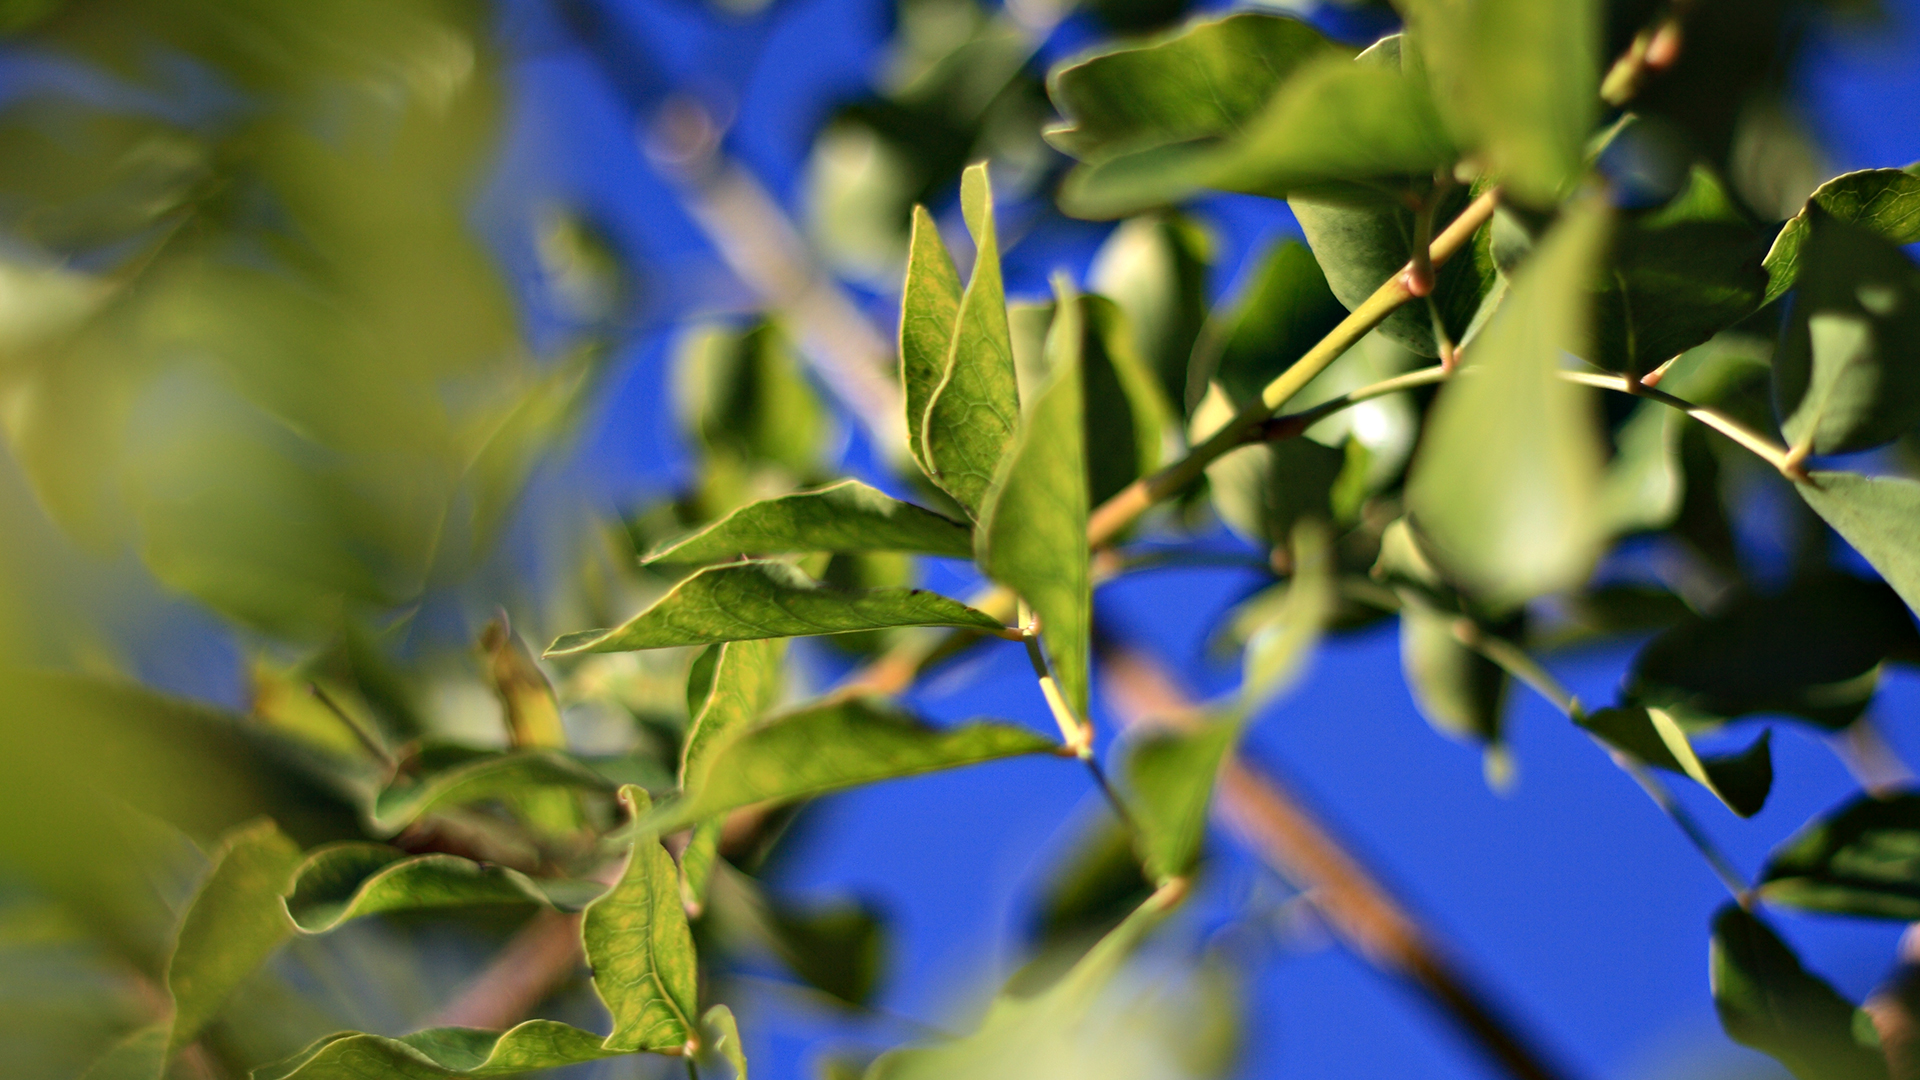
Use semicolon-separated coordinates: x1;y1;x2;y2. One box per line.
1599;394;1683;538
644;481;974;564
764;899;887;1008
901;206;965;478
1125;721;1237;884
679;319;826;480
679;818;724;917
1765;165;1920;305
921;163;1021;517
1240;521;1337;712
681;638;788;786
1591;164;1772;377
79;1024;167;1080
1029;818;1153;959
1798;472;1920;619
1709;904;1888;1080
253;1020;624;1079
586;786;700;1054
545;561;1007;656
1762;792;1920;920
704;1004;748;1080
1191;240;1346;410
1403;0;1598;206
977;277;1092;718
1774;209;1920;456
1080;295;1174;506
369;749;613;835
166;819;302;1052
1088;212;1212;412
1194;387;1346;549
284;844;594;934
645;697;1059;834
1627;575;1919;730
1406;197;1611;607
1399;602;1511;753
1579;707;1773;817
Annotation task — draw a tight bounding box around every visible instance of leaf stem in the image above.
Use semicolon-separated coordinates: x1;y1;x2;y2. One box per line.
1558;370;1807;481
1021;604;1094;755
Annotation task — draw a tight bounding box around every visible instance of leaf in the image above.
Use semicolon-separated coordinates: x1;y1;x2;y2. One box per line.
1774;209;1920;456
704;1004;748;1080
764;899;887;1008
1798;472;1920;620
1579;708;1773;817
681;638;788;785
1126;721;1237;884
679;319;826;480
644;481;975;564
586;786;701;1054
78;1025;167;1080
284;844;594;934
1765;165;1920;305
369;749;613;835
977;277;1092;718
645;697;1059;834
1191;240;1346;410
1088;212;1212;412
1029;818;1153;957
1762;792;1920;920
1079;295;1174;506
545;561;1007;656
1403;0;1599;206
1709;904;1888;1080
679;818;724;917
480;619;566;750
1240;521;1337;712
1404;196;1611;607
1399;602;1511;751
901;206;965;478
253;1020;624;1079
1627;575;1919;730
921;163;1020;517
166;820;302;1053
1194;386;1345;549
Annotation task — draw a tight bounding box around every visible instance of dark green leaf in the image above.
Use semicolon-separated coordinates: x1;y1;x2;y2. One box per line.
369;750;613;835
254;1020;623;1079
645;697;1058;834
1765;165;1920;305
284;844;594;934
545;561;1007;656
704;1004;748;1080
921;163;1021;517
1080;295;1174;506
680;319;826;480
977;278;1091;717
1710;904;1888;1080
1798;472;1920;620
1125;720;1237;883
645;481;973;564
1190;241;1345;410
765;899;887;1008
1774;209;1920;456
1762;792;1920;920
166;820;302;1052
1088;212;1212;412
900;206;964;479
1628;575;1919;730
1599;394;1682;537
1028;818;1152;959
586;786;700;1054
1405;197;1611;607
1399;602;1511;754
1579;707;1773;817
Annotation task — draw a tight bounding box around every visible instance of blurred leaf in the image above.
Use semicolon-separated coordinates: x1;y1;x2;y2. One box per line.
1762;792;1920;920
645;697;1058;834
704;1004;749;1080
254;1020;623;1079
1406;197;1611;607
370;750;613;836
587;786;700;1054
79;1025;166;1080
1797;472;1920;619
1404;0;1599;206
1192;241;1346;410
902;206;966;480
1765;165;1920;305
978;278;1091;717
1080;296;1174;506
166;820;301;1053
1579;708;1773;817
284;844;595;934
1196;388;1346;550
1627;575;1919;730
481;619;567;752
682;639;788;787
680;320;826;484
1591;164;1771;377
765;900;888;1009
1088;213;1212;412
1774;210;1920;456
1029;818;1152;959
1399;602;1511;752
921;164;1021;517
1126;721;1236;883
645;481;974;565
1599;394;1683;537
1241;522;1337;711
680;819;725;917
545;562;1007;656
1709;904;1887;1080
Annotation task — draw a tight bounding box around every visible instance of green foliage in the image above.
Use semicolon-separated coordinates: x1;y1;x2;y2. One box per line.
1578;708;1773;818
1797;473;1920;618
1762;793;1920;920
166;821;302;1054
1764;166;1920;305
255;1021;624;1079
645;481;976;564
586;787;701;1053
1710;905;1888;1080
283;845;590;934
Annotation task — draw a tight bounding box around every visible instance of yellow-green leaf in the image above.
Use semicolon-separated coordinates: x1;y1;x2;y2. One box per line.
704;1004;749;1080
901;206;965;478
1797;472;1920;620
165;819;302;1053
645;480;975;564
586;787;700;1054
285;843;597;934
253;1020;624;1079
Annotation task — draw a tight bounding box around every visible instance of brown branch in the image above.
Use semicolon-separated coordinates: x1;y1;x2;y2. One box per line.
1100;645;1586;1080
425;909;585;1030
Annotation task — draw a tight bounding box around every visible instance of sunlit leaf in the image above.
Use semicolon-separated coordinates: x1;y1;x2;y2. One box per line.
1774;210;1920;456
370;750;613;835
977;278;1091;717
1797;472;1920;620
1405;196;1611;607
682;638;788;787
679;819;724;917
586;787;700;1054
284;844;596;934
921;163;1020;517
1240;521;1336;712
1126;721;1236;883
902;206;965;479
1762;792;1920;920
1765;165;1920;304
1088;212;1212;412
645;481;974;564
704;1004;749;1080
166;820;302;1052
645;697;1058;834
1710;904;1888;1080
481;619;568;752
545;562;1007;656
1579;707;1773;817
254;1020;624;1079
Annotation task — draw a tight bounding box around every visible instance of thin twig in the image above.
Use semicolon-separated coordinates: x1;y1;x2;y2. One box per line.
1559;370;1805;480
